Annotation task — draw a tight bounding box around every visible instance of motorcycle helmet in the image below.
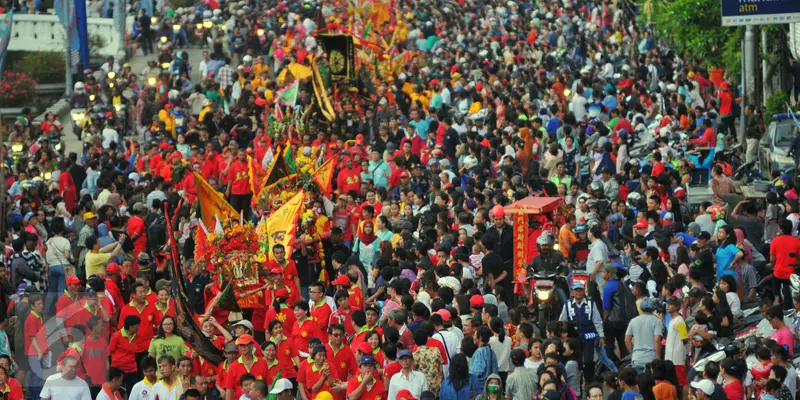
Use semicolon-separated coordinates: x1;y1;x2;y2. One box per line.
243;55;253;63
574;223;587;234
491;205;505;220
626;192;643;210
536;232;554;253
74;82;85;92
463;155;478;170
744;336;760;356
590;180;603;193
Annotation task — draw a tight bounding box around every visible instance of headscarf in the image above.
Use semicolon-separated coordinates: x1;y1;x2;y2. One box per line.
734;228;752;262
358;221;378;246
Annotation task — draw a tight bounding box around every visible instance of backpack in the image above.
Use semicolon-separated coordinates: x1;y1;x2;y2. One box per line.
147;214;167;253
615;281;639;321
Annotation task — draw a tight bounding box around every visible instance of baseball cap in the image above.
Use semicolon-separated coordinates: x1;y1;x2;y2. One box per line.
83;212;96;220
640;297;655;312
275;288;289;300
132;202;145;212
155;279;170;293
571;281;585;290
396;389;417;400
470;294;485;307
610;213;624;223
634;220;648;229
232;320;254;331
106;263;121;274
331;275;351;286
690;380;715;396
433;309;451;321
356;342;373;354
269;267;282;275
66;276;81;285
359;355;377;365
235;333;255;345
269;379;293;394
224;343;238;353
697;232;711;241
398;349;413;359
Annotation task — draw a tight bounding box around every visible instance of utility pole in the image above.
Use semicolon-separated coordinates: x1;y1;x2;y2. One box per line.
742;26;756;144
64;5;72;97
761;28;769;103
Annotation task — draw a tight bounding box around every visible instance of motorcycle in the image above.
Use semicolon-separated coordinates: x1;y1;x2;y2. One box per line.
70;108;88;139
529;270;566;335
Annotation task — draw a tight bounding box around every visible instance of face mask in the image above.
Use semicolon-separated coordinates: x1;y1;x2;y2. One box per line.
488;385;500;394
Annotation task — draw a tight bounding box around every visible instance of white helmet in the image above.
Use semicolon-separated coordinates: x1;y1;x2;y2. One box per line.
462;155;478;170
242;55;253;63
168;89;180;100
74;82;85;92
212;8;222;16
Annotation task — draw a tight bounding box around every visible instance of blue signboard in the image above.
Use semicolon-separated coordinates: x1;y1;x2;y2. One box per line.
722;0;800;26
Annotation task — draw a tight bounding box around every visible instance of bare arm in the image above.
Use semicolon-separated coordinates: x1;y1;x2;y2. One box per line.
654;335;662;359
625;334;633;353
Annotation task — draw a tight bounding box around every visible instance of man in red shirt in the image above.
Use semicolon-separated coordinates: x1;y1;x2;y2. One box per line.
118;282;157;356
226;149;253;219
771;220;800;309
83;316;110;389
346;355;386;400
56;275;82;345
336;157;362;196
110;315;141;391
266;245;301;299
66;289;111;339
329;291;355;337
24;294;48;398
127;203;147;262
325;324;358;400
105;263;124;308
691;119;717;149
225;334;268;400
310;282;332;334
215;343;239;395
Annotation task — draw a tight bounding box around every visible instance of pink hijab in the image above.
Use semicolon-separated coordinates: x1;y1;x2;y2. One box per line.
734;228;752;262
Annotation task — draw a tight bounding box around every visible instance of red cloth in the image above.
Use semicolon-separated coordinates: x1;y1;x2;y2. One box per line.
84;335;110;384
337;169;362;195
109;330;139;373
771;235;800;279
227;160;252;195
128;216;147;262
59;171;77;213
690;128;717;148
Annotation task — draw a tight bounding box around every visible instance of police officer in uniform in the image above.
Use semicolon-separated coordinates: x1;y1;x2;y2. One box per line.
558;281;604;383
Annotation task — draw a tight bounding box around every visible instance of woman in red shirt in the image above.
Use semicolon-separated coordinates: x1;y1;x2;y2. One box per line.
0;366;22;400
292;301;324;357
297;344;336;400
267;320;298;381
262;342;281;386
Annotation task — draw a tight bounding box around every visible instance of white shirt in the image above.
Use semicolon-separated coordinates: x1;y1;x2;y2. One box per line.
40;373;92;400
388;370;428;400
96;386;124;400
128;378;157;400
102;127;120;149
665;314;688;365
151;378;184;400
432;329;460;378
489;335;512;372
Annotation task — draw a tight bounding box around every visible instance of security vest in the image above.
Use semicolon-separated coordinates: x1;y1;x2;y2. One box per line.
566;298;597;338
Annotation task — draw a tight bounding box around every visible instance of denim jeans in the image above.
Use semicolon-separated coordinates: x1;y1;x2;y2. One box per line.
44;264;67;315
26;352;50;400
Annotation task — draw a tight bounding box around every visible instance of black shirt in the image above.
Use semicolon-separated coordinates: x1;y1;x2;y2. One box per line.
482;251;507;288
187;273;209;314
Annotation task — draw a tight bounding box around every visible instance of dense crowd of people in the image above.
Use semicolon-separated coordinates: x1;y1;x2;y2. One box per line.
5;0;800;397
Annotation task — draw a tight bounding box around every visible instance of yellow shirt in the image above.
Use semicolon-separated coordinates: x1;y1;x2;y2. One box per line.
85;252;113;278
252;63;269;77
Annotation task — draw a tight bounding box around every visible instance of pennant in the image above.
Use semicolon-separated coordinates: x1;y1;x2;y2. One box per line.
0;10;15;76
247;156;266;199
275;80;299;107
267;191;305;259
284;145;297;174
262;146;275;171
193;172;238;229
265;370;283;400
311;157;335;194
262;146;291;189
274;102;284;122
165;205;224;366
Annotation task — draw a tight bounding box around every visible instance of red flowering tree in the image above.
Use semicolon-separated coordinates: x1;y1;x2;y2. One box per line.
0;72;39;108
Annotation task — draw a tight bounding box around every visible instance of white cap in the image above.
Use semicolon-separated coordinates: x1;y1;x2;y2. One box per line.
690;380;715;396
231;320;253;331
269;379;293;394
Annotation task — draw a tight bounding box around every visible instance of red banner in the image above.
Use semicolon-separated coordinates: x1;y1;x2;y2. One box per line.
513;213;528;295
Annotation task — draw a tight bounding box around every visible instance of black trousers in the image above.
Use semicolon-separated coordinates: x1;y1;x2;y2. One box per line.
229;193;253;220
604;320;629;363
719;116;736;141
583;339;596;384
773;277;793;310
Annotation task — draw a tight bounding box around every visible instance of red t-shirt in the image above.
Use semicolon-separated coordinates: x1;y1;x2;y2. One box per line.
215;359;233;391
332;207;353;242
192;357;218;390
310;301;333;334
225;357;269;400
264;305;297;337
325;343;358;389
57;346;86;378
56;293;79;319
292;319;325;356
383;361;402;382
346;376;386;400
84;335;110;385
24;311;47;356
724;380;744;400
153;302;176;327
297;361;335;400
771;235;800;279
109;329;139;373
2;378;23;400
66;303;108;340
227;160;252;195
265;260;300;295
118;302;158;352
347;287;364;311
337;169;362;196
329;309;355;337
128;216;147;256
271;337;298;379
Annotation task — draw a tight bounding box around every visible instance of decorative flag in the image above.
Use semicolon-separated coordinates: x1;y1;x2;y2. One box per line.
0;10;14;76
75;0;89;69
274;102;284;122
266;190;305;259
262;146;291;190
283;145;297;174
275;80;298;107
513;213;529;300
311;56;336;121
164;205;224;366
193;172;238;229
311;157;335;194
265;370;283;400
261;146;275;171
247;155;266;199
318;34;356;81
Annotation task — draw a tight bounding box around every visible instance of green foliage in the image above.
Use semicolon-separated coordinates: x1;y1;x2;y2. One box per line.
765;92;788;123
11;52;65;84
171;0;197;7
89;33;107;58
642;0;739;71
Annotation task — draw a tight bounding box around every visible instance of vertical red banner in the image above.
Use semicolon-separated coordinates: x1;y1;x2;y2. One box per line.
513;213;528;295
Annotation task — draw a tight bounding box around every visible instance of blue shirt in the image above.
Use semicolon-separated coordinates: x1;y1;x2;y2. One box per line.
602;279;620;310
622;390;644;400
716;244;742;282
469;345;499;392
676;232;696;247
409;119;430;140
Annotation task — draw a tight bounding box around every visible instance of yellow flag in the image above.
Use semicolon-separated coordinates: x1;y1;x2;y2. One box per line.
193;171;238;229
311;157;335;194
266;190;305;259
